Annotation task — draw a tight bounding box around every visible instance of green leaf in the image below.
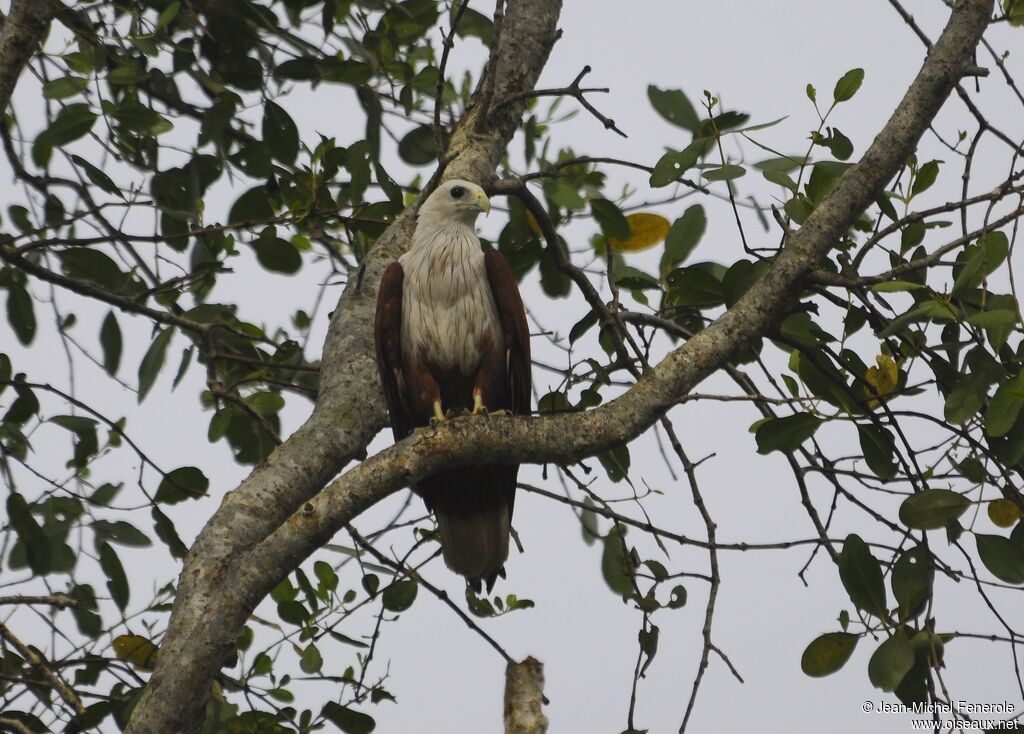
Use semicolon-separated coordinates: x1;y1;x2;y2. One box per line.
453;6;494;43
975;534;1024;584
986;374;1024;438
647;86;700;133
251;227;302;274
152;507;188;559
321;703;375;734
649;140;704;187
0;353;10;396
155;466;209;504
381;580;417;612
245;391;285;417
8;493;52;575
868;632;914;691
397;125;438;166
138;327;174;402
869;281;926;293
612;265;660;291
299;644;323;674
5;277;36;345
911;160;940;197
58;248;137;293
833;68;865;103
157;1;181;28
838;534;887;617
891;546;932;621
597;443;630;482
666;266;724;308
800;632;858;677
877;299;955;338
314;560;339;593
43;76;90;100
660;205;706;274
4;382;39;425
100;311;122;376
263;101;299;165
71;155;124;199
274;57;319;81
898;489;970;530
91;519;152;547
968;308;1017;352
569;310;599;345
112;100;173;135
702;164;745;182
590;198;631;240
98;542;130;611
32;104;97;166
858;425;898;480
754;413;822;454
601;527;634;597
228;186;275;224
51;414;99;467
762;168;798;192
824;127;853;160
952;231;1009;295
943;371;989;425
1006;0;1024;25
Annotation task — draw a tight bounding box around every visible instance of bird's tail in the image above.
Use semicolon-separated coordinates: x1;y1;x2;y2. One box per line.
420;466;517;592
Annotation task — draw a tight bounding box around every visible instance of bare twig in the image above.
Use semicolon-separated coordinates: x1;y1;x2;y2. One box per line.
0;620;87;715
494;66;626;137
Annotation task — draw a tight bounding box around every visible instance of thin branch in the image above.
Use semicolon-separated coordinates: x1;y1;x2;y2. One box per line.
433;0;470;158
0;619;87;716
0;594;77;608
494;66;626;137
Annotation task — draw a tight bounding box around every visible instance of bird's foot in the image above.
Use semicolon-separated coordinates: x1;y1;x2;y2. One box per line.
470;392;509;416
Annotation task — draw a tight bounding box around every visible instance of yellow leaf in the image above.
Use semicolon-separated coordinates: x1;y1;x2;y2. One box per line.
525;210;542;237
864;354;899;407
988;499;1023;528
609;213;670;252
113;634;159;671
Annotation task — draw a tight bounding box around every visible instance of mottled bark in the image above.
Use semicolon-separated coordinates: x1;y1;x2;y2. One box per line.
126;0;994;731
505;658;548;734
0;0;56;113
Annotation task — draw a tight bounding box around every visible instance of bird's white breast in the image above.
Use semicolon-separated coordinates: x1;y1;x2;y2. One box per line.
399;223;502;375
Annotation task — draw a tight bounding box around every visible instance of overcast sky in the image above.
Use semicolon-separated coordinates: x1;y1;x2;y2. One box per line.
3;1;1024;733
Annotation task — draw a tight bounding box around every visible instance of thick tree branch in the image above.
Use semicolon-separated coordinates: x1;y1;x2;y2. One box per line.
504;657;548;734
0;0;56;113
126;2;564;732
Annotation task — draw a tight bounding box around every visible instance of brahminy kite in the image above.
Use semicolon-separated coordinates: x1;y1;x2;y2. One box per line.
373;179;532;591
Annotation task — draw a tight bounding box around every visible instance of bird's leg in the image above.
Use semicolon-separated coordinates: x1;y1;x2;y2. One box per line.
429;399;447;426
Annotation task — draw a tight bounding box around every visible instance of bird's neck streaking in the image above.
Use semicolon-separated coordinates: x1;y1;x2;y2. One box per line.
409;212;479;251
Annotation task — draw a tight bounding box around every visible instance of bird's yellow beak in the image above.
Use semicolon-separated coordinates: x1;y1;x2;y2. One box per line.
473;190;491;215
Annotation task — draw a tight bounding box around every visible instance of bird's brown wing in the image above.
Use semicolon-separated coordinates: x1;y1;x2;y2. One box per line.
374;261;413;441
484;249;532;416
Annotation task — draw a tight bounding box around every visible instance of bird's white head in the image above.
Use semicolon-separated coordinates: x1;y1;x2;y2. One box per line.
418;179;491;228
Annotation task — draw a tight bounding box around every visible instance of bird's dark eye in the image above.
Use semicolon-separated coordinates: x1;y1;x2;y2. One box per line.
450;186;465;199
